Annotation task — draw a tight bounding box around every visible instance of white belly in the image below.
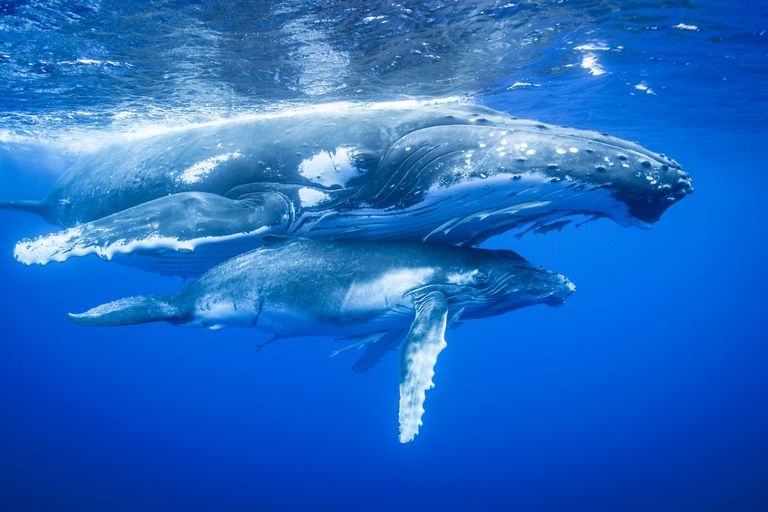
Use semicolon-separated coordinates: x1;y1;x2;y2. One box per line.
253;267;436;337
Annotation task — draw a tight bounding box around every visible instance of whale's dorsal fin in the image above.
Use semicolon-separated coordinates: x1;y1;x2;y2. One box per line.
398;290;449;443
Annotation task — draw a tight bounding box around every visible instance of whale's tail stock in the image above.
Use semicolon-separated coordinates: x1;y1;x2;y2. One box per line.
68;294;181;327
0;199;45;216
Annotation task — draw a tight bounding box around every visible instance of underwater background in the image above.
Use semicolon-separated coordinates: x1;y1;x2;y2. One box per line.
1;1;767;510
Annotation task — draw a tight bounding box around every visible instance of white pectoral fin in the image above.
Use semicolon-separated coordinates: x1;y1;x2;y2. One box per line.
398;291;449;444
68;294;179;327
13;191;290;266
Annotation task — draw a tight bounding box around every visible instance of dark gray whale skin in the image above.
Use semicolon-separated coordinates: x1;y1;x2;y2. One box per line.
3;102;692;274
68;237;575;442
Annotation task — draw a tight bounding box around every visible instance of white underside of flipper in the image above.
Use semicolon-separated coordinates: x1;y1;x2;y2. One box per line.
14;225;269;266
398;291;449;443
13;191;291;274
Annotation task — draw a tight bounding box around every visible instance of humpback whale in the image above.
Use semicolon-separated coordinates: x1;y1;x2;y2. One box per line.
2;102;692;275
69;237;575;442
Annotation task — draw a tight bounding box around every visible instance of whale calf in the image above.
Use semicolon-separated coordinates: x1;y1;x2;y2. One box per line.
3;101;692;276
69;237;575;442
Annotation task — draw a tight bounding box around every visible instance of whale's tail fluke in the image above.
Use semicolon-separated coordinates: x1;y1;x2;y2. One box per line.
68;294;181;327
0;199;45;217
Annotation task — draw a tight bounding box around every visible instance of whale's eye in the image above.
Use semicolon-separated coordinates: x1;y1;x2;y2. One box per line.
474;272;489;284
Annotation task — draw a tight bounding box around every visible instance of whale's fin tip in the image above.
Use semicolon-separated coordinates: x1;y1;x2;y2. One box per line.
68;294;179;327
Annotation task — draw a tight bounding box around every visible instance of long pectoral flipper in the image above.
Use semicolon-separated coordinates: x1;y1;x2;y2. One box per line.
0;199;46;216
14;191;292;268
399;291;449;443
68;294;180;326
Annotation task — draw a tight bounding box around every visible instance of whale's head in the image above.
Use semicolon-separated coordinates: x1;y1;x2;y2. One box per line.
369;117;692;239
447;248;575;319
489;121;693;227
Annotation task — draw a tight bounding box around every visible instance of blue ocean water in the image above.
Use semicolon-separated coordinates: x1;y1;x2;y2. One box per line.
1;1;767;511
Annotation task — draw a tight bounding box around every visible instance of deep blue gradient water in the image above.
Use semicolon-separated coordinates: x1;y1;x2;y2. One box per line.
1;2;767;511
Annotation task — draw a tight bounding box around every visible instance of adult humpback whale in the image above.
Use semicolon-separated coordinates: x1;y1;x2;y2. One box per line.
3;101;692;275
69;238;575;442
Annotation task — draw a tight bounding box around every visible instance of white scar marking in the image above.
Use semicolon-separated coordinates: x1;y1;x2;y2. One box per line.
299;146;360;187
298;187;330;207
446;269;479;285
178;151;241;184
